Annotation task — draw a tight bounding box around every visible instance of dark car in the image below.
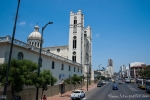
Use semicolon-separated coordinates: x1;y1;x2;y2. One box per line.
112;84;118;90
97;83;103;87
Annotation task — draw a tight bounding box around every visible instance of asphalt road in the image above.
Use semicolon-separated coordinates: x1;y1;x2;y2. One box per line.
83;82;150;100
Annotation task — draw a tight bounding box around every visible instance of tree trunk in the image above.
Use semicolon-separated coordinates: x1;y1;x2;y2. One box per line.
74;84;76;90
11;85;15;100
81;81;82;90
41;90;44;100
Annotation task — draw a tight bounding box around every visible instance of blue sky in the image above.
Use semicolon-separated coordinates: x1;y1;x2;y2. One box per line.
0;0;150;72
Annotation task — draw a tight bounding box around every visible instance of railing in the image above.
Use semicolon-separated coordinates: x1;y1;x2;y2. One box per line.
0;36;82;67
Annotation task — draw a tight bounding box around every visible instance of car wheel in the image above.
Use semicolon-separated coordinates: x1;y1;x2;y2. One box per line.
80;96;82;100
71;98;74;100
83;94;85;98
146;89;148;93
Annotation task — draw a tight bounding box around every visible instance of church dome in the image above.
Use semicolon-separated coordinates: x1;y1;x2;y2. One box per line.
28;25;41;39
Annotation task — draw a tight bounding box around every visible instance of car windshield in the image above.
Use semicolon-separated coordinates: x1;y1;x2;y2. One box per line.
74;91;80;93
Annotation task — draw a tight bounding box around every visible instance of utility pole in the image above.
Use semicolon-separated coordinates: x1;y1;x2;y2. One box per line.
3;1;21;99
87;71;88;91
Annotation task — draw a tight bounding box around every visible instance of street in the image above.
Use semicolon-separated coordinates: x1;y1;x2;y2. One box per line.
83;82;150;100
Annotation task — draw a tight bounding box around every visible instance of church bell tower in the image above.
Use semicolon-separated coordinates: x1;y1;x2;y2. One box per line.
68;10;84;64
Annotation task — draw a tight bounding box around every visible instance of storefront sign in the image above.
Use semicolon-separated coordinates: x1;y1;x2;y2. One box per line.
59;74;66;80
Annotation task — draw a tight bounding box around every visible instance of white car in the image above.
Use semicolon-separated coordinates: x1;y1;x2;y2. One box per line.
70;90;85;100
102;81;106;84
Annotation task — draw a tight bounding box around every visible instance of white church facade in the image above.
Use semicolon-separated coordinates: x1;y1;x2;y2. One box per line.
0;10;93;85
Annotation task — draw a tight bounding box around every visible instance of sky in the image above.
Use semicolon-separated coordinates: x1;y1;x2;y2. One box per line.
0;0;150;72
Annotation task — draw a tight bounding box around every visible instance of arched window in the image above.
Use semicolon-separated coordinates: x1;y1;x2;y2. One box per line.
72;51;76;62
74;67;75;72
57;48;60;52
74;20;77;24
74;16;77;24
52;61;55;69
38;42;39;47
17;52;23;60
61;64;64;70
69;65;71;71
73;36;77;49
72;56;76;62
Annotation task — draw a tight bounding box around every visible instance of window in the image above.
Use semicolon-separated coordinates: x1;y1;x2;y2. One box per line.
47;49;50;52
73;36;77;49
17;52;23;60
78;68;79;72
61;64;64;70
52;61;55;69
74;67;75;72
73;51;76;55
57;48;60;52
72;56;76;62
69;65;71;71
81;69;82;73
35;42;36;46
74;20;77;24
72;51;76;62
84;33;87;37
38;43;39;47
74;16;77;24
32;42;33;45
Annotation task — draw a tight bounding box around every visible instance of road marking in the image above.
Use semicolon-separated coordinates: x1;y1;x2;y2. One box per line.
127;85;138;91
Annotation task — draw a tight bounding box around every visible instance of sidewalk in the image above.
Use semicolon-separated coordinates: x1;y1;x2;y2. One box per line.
47;83;97;100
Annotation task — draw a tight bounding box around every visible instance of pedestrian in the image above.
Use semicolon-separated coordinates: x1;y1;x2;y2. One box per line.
42;95;47;100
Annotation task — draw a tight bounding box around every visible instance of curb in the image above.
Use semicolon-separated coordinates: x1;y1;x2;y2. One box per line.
85;85;97;94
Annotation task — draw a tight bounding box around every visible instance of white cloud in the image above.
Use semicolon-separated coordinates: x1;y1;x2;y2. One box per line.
95;34;100;37
19;21;26;26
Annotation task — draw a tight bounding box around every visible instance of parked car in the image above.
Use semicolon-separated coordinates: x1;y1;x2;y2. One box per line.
125;78;131;83
70;90;85;100
122;80;125;82
97;82;103;87
130;78;135;83
145;80;150;93
102;80;106;84
112;84;118;90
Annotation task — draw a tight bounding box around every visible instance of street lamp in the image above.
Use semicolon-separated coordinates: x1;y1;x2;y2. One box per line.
102;67;105;77
3;0;21;99
98;64;101;76
36;22;53;100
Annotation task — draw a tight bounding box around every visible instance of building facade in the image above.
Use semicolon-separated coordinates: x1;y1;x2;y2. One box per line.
129;62;146;78
0;10;93;85
106;59;114;78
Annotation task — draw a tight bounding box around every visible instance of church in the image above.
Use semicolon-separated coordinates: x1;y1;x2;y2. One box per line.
0;10;94;85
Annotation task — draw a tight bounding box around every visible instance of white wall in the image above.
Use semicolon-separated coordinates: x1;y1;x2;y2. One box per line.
43;46;68;58
0;42;83;85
